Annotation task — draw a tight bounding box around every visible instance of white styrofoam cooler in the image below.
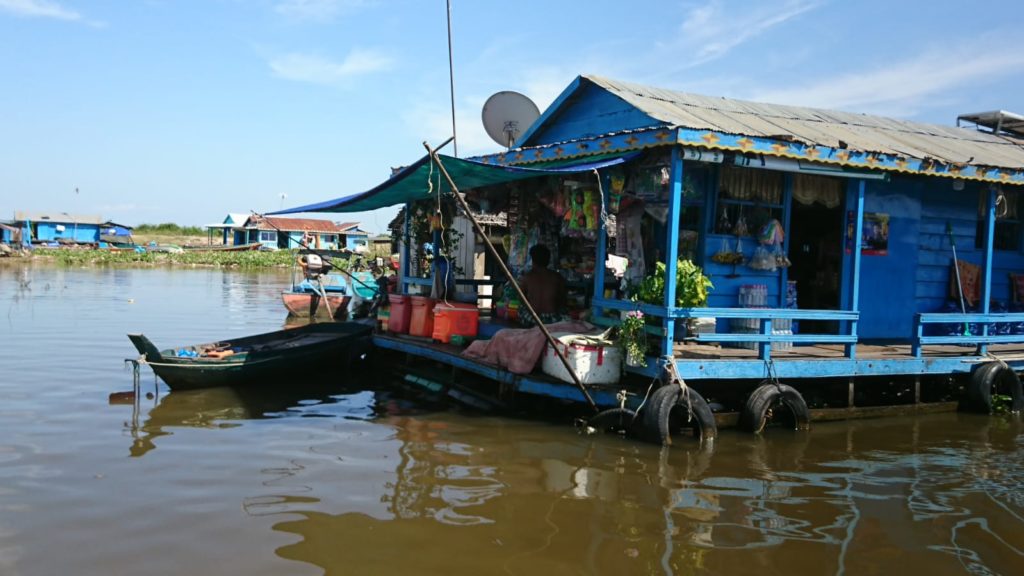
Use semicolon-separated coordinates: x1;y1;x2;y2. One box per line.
541;332;623;385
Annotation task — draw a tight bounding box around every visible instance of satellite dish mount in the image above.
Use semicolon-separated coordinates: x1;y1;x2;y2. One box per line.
482;91;540;150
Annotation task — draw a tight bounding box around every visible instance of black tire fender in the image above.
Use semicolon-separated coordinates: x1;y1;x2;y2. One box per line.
739;383;810;433
587;407;639;435
966;362;1024;414
641;384;717;446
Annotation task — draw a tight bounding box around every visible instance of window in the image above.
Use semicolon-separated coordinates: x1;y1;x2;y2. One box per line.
976;188;1019;251
259;230;277;242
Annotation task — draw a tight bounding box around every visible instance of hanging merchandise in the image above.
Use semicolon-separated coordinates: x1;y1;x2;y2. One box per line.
711;236;744;264
583;190;599;231
749;246;777;271
609;174;625;214
538;183;567;218
758;218;785;246
564;188;585;234
717;205;732;234
615;203;646;283
734;209;749;237
773;245;792;268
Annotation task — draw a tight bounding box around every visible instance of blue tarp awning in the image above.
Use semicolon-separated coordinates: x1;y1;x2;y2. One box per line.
272;152;638;214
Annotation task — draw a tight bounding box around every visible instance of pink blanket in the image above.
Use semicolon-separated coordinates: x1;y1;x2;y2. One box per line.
462;321;594;374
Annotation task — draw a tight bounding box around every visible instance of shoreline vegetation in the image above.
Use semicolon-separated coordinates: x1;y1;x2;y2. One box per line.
3;223;383;269
27;248;302;268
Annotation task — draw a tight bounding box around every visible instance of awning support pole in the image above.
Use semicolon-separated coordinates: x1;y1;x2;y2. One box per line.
423;141;599;413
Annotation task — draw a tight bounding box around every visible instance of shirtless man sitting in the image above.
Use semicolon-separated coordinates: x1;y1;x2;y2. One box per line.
518;244;567;325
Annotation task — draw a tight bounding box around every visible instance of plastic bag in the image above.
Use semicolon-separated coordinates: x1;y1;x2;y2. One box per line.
749;246;777;271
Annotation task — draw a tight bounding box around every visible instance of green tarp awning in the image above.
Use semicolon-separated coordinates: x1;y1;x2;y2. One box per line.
272;152;637;214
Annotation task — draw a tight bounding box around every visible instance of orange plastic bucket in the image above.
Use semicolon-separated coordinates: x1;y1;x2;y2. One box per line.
408;296;436;338
387;294;411;334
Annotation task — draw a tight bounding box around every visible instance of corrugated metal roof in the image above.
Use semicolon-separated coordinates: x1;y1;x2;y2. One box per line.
585;75;1024;171
254;216;346;233
14;212;104;225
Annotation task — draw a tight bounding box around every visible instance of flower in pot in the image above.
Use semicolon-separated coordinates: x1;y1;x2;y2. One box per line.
618;310;648;367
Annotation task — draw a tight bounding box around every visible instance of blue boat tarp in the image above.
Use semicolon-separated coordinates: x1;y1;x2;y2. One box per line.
272;152;638;214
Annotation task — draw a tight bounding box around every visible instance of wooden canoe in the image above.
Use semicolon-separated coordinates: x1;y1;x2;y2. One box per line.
127;322;372;390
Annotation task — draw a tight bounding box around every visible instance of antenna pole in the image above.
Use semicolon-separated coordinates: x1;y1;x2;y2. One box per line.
446;0;458;157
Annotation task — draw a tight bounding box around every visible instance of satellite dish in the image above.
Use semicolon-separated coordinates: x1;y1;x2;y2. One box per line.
481;91;540;149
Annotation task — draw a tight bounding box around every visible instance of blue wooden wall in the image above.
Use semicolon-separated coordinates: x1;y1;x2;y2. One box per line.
526;83;662;146
676;163;1020;342
35;222;100;243
855;177;922;339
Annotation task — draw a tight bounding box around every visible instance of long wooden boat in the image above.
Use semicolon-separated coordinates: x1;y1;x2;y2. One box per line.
282;289;351;318
128;322;371;390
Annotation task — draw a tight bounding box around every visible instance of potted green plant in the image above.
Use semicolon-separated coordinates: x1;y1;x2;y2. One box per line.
618;310;648;367
630;260;714;339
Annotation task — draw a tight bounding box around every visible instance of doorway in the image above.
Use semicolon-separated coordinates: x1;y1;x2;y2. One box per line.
788;200;843;333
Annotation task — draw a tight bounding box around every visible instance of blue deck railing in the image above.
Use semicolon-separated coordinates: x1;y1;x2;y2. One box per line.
913;312;1024;356
591;297;860;361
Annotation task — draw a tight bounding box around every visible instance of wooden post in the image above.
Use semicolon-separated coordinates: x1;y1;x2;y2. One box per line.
845;180;865;358
592;172;611;320
662;147;684;357
979;185;996;355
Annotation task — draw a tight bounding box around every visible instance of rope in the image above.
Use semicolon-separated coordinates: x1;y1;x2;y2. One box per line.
662;356;694;423
592;169;613;231
425;159;453;305
764;359;782;390
983;351;1010;370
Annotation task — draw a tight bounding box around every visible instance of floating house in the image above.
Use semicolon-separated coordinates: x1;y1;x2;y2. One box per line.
337;222;370;252
204;213;250;245
14;212;104;245
243;215;352;250
277;74;1024;441
99;221;135;247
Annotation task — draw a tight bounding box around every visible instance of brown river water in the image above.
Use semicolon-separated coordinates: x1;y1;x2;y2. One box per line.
1;262;1023;575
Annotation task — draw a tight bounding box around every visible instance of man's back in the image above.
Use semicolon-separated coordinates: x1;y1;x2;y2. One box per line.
521;267;565;314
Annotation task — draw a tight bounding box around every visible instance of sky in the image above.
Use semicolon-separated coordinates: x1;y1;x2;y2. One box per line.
1;0;1022;233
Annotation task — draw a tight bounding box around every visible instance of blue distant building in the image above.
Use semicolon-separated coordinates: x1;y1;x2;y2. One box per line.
203;213;250;245
338;222;369;252
0;222;22;244
14;212;104;245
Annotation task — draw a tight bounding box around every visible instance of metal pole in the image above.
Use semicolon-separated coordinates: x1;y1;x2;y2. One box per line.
422;141;599;413
446;0;458;158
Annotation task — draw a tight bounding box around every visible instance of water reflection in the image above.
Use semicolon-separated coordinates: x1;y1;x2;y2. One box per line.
2;265;1023;576
250;414;1024;576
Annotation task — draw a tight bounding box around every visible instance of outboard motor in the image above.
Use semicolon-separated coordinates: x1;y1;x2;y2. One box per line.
299;253;332;279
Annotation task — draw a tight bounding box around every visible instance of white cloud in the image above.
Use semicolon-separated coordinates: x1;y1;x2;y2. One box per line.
274;0;369;22
269;49;394;85
0;0;80;20
668;0;822;68
746;39;1024;116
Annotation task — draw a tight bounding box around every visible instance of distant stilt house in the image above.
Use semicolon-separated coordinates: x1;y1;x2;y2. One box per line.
336;222;370;252
241;215;351;250
14;212;104;245
203;213;250;245
99;221;135;247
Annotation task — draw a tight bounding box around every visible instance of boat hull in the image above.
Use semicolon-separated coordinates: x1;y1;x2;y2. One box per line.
282;291;350;318
128;322;371;390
